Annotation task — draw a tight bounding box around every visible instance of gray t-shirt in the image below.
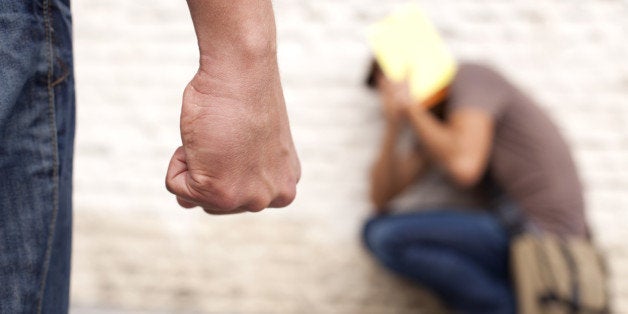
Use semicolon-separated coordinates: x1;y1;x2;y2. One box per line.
448;63;588;237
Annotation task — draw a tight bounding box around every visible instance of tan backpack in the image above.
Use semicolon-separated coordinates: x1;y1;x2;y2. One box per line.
510;233;610;314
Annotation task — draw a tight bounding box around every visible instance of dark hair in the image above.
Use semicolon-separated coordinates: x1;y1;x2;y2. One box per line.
431;97;448;121
365;58;382;89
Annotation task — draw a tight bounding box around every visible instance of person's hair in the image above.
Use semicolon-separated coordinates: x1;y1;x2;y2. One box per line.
431;97;447;121
365;58;382;89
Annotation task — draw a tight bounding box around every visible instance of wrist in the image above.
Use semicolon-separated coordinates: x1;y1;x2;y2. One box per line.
384;117;402;133
187;0;278;70
404;101;422;116
198;30;276;65
194;35;279;94
406;103;431;123
197;39;277;79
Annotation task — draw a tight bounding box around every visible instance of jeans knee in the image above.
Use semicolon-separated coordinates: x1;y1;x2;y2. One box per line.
362;218;397;257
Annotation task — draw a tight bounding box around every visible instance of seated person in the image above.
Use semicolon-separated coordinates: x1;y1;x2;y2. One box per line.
362;61;589;314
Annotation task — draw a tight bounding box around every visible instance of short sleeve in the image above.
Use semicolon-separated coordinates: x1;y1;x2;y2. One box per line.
447;63;511;117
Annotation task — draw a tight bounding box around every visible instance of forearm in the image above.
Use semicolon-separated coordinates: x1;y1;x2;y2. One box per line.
186;0;277;68
370;123;402;205
406;107;493;187
370;122;426;210
377;77;492;189
406;108;457;166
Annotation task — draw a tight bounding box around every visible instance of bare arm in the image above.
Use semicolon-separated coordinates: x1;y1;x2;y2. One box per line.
369;76;429;212
405;105;493;188
370;121;428;212
165;1;301;214
186;0;277;66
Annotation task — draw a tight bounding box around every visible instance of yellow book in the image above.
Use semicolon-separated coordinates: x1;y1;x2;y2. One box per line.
367;4;457;108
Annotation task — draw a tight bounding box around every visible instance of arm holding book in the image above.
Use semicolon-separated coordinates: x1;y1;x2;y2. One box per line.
404;93;494;188
369;75;429;212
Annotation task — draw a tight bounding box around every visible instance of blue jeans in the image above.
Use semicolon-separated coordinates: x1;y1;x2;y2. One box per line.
0;0;75;313
363;210;515;314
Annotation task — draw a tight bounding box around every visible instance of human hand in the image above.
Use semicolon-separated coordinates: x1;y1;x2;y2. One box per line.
165;55;301;214
377;75;418;123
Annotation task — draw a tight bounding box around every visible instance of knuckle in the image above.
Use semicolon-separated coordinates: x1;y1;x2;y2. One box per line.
202;207;223;215
208;187;239;212
246;196;271;213
273;186;297;208
293;166;302;184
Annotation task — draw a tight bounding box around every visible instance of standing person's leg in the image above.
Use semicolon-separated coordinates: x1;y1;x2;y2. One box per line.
42;0;75;311
0;0;75;312
363;210;515;314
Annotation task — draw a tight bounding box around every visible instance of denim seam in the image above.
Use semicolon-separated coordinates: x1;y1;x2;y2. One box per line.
35;0;61;312
50;21;70;87
51;57;69;87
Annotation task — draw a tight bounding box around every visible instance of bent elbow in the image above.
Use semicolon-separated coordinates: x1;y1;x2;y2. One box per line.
447;157;485;189
369;185;390;209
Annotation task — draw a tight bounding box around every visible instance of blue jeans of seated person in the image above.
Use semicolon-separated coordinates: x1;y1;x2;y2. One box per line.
363;210;515;314
0;0;75;313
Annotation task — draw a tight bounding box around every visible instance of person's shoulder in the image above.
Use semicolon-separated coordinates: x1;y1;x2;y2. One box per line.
448;61;514;115
457;62;504;79
453;62;512;90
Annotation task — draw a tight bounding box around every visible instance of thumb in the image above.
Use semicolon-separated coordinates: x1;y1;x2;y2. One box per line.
165;146;195;206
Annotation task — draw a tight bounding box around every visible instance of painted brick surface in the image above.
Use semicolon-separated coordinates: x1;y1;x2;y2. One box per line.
71;0;628;313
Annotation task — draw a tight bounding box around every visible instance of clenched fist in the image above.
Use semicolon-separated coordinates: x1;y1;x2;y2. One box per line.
165;51;300;214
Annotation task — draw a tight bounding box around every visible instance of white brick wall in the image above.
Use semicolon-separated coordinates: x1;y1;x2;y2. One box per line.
71;0;628;312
